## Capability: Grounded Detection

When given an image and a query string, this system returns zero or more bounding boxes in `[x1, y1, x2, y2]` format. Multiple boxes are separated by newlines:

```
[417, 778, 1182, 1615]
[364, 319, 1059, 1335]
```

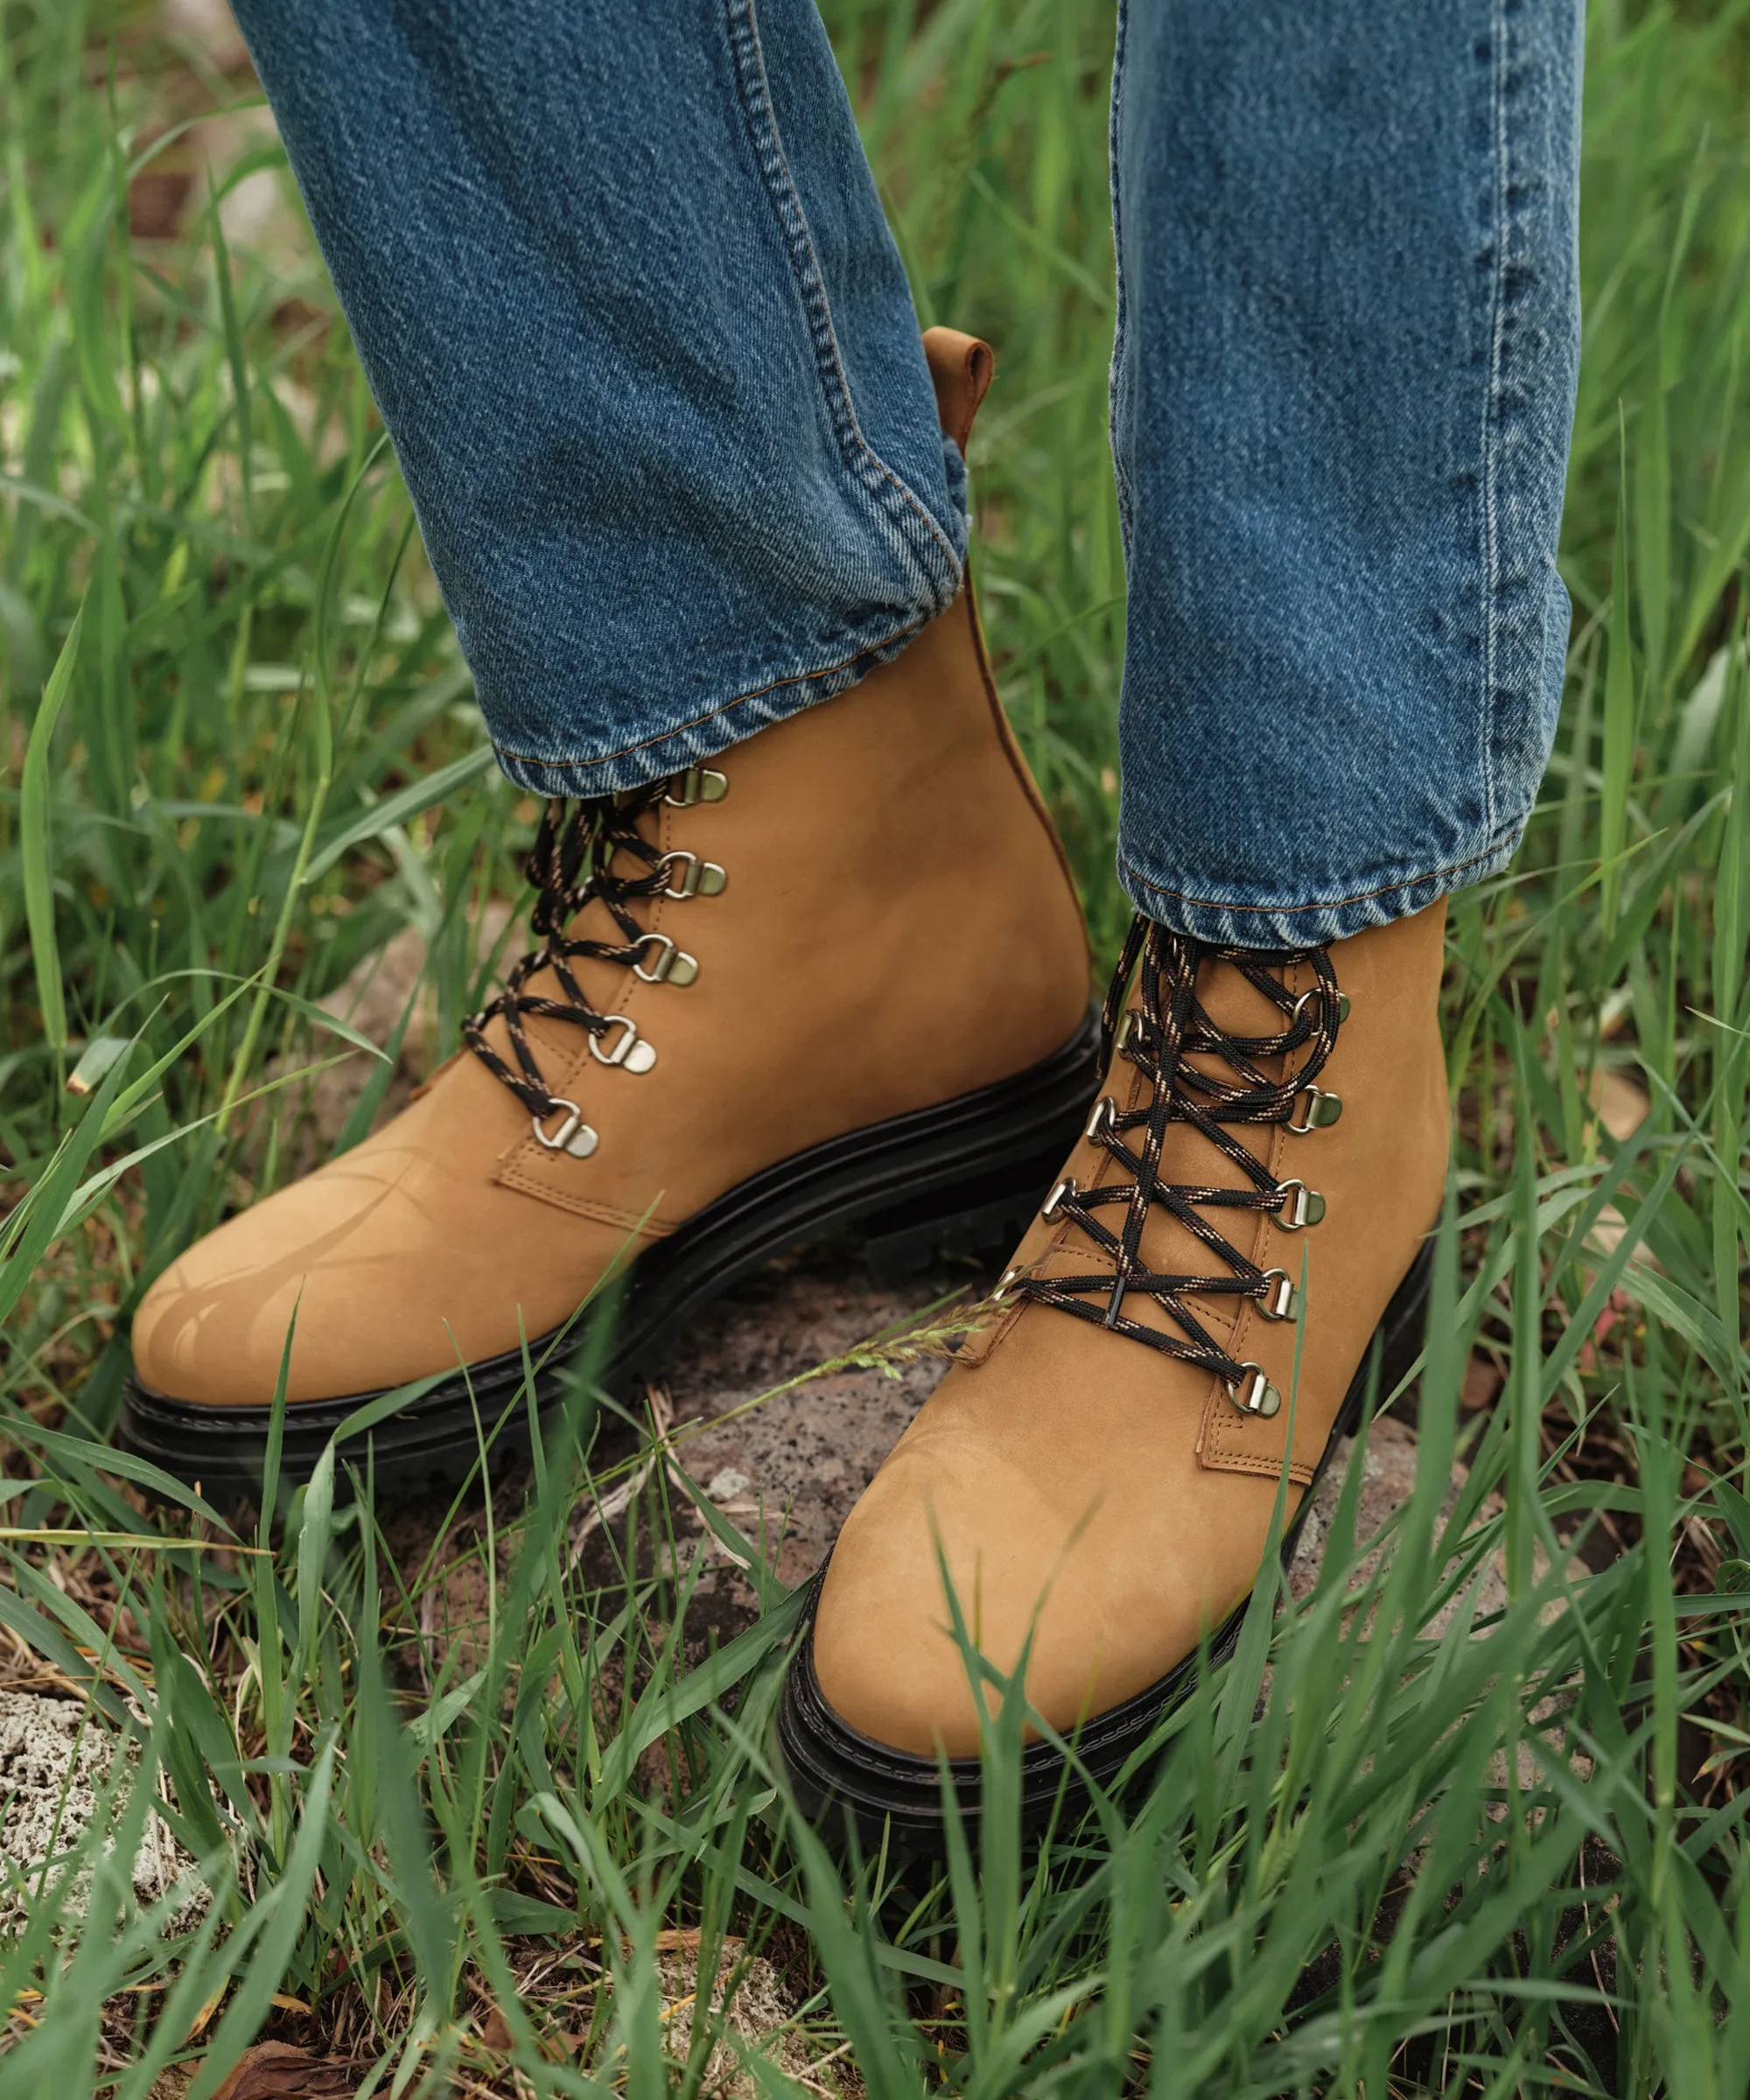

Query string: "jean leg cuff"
[1117, 830, 1522, 948]
[486, 606, 944, 801]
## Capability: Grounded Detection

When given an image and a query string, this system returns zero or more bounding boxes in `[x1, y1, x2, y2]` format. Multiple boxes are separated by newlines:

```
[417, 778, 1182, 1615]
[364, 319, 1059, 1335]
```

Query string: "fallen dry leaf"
[478, 2005, 514, 2053]
[184, 1988, 226, 2043]
[651, 1927, 742, 1955]
[1462, 1353, 1504, 1414]
[1588, 1066, 1650, 1143]
[207, 2042, 360, 2100]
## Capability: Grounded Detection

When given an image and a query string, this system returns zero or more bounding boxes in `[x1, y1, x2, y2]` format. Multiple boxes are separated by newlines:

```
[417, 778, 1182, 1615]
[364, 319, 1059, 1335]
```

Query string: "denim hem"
[724, 0, 962, 609]
[1117, 829, 1521, 948]
[486, 607, 933, 798]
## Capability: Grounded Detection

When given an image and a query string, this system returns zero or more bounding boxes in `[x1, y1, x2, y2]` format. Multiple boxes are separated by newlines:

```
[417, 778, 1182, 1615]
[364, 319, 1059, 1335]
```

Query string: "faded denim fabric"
[232, 0, 1583, 947]
[231, 0, 966, 794]
[1110, 0, 1584, 943]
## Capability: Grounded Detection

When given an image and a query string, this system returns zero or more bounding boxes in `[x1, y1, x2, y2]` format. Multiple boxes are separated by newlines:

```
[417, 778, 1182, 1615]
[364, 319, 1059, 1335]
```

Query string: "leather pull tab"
[922, 327, 996, 457]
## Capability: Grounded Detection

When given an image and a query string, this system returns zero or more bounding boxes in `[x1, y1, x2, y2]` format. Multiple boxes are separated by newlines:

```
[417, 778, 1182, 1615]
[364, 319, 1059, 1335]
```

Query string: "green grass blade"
[18, 602, 83, 1054]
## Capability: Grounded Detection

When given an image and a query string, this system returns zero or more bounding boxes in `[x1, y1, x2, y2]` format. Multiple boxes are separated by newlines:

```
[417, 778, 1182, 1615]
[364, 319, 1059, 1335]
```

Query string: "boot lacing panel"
[998, 914, 1346, 1419]
[463, 769, 726, 1158]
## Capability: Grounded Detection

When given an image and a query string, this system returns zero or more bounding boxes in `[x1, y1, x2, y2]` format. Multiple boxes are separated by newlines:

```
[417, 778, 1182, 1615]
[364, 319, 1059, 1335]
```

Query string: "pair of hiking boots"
[123, 332, 1448, 1839]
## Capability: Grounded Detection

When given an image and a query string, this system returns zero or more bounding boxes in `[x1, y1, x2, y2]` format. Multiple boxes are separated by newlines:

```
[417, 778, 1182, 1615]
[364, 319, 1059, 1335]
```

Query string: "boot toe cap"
[808, 1421, 1219, 1760]
[128, 1143, 620, 1409]
[130, 1195, 346, 1408]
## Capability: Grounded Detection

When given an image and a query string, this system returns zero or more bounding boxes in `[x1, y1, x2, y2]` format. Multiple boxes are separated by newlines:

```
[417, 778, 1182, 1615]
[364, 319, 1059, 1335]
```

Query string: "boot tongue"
[1185, 948, 1295, 1079]
[1021, 944, 1308, 1357]
[1142, 950, 1302, 1334]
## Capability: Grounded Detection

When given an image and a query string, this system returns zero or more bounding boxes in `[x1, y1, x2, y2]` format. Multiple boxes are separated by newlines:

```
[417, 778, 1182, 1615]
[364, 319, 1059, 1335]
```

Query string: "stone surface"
[1287, 1416, 1508, 1616]
[660, 1242, 958, 1588]
[0, 1692, 204, 1936]
[1288, 1417, 1510, 1646]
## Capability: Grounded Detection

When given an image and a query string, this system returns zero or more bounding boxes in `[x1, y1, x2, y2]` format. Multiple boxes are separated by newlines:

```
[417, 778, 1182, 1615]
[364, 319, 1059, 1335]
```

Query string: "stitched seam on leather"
[1199, 1149, 1274, 1469]
[492, 1162, 679, 1236]
[722, 0, 961, 595]
[1215, 1454, 1317, 1486]
[963, 576, 1089, 969]
[956, 1296, 1026, 1368]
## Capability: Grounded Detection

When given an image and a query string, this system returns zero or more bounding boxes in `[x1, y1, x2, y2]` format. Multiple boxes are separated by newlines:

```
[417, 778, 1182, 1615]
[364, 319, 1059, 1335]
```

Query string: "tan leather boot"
[123, 331, 1095, 1493]
[780, 901, 1449, 1838]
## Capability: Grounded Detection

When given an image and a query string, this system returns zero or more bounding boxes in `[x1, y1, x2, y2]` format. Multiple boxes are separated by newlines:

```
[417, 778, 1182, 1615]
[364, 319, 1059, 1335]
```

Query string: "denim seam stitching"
[1121, 830, 1516, 917]
[1479, 0, 1511, 844]
[489, 612, 931, 773]
[722, 0, 961, 598]
[1106, 0, 1135, 563]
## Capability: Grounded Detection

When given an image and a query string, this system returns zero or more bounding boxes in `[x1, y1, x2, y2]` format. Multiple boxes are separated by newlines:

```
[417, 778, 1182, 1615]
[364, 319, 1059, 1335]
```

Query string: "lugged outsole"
[775, 1234, 1437, 1852]
[118, 1009, 1103, 1501]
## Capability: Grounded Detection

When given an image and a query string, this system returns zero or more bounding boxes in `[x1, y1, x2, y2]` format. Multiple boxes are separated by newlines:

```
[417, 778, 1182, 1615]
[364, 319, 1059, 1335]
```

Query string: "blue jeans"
[231, 0, 1582, 948]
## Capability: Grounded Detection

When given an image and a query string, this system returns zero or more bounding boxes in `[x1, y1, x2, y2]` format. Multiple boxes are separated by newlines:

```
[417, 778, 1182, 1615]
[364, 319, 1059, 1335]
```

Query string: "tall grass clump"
[0, 0, 1747, 2092]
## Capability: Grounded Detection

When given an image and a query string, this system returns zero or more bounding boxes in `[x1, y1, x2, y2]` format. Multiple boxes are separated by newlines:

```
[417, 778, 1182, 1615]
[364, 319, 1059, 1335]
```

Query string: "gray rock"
[0, 1692, 205, 1936]
[662, 1247, 954, 1589]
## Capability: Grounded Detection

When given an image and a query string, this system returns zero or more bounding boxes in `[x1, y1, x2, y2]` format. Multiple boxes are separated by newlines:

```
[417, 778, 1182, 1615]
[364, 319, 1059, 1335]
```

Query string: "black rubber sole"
[118, 1010, 1103, 1499]
[775, 1234, 1437, 1851]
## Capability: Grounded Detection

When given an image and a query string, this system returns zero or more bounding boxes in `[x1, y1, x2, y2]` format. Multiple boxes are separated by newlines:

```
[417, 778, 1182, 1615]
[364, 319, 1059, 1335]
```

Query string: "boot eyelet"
[1083, 1096, 1117, 1143]
[592, 1016, 657, 1072]
[1258, 1269, 1297, 1320]
[532, 1101, 599, 1158]
[1287, 1085, 1342, 1134]
[1291, 987, 1351, 1030]
[1274, 1180, 1325, 1229]
[657, 850, 727, 900]
[663, 766, 728, 807]
[992, 1265, 1026, 1304]
[1225, 1364, 1282, 1418]
[631, 932, 698, 986]
[1115, 1010, 1148, 1058]
[1041, 1176, 1079, 1222]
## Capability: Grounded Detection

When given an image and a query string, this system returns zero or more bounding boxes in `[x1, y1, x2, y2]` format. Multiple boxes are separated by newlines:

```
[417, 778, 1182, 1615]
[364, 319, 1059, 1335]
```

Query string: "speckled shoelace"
[999, 914, 1345, 1418]
[464, 771, 725, 1156]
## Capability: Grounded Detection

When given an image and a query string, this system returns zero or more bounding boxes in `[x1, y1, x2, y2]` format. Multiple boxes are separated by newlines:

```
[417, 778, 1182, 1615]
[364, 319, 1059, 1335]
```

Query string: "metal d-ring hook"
[531, 1100, 598, 1158]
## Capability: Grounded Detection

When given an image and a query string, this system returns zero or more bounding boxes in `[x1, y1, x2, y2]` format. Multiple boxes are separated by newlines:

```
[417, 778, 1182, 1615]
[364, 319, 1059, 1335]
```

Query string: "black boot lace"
[463, 770, 724, 1158]
[999, 914, 1346, 1418]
